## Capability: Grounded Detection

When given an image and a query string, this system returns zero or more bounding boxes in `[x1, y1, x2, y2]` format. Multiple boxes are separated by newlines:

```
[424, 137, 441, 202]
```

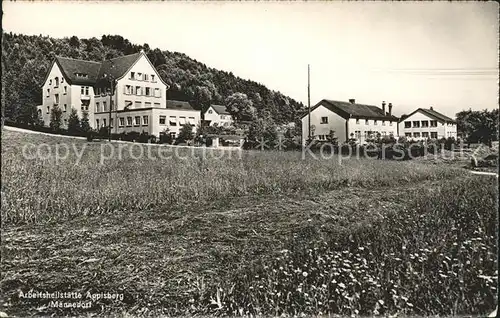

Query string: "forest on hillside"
[1, 32, 306, 129]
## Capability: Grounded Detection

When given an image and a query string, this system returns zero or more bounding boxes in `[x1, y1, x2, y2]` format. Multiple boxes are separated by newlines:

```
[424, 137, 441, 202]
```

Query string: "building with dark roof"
[301, 99, 399, 144]
[37, 51, 199, 137]
[203, 104, 234, 127]
[398, 107, 457, 140]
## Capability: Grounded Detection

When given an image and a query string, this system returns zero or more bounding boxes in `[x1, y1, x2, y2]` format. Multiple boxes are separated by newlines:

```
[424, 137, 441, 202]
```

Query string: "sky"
[3, 1, 499, 117]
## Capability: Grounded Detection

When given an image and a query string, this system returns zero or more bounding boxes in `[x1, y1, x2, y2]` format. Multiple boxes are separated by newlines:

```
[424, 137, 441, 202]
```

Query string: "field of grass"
[1, 130, 498, 317]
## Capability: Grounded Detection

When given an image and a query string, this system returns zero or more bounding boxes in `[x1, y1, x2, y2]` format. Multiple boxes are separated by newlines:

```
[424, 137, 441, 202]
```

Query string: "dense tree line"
[456, 109, 499, 146]
[1, 32, 306, 128]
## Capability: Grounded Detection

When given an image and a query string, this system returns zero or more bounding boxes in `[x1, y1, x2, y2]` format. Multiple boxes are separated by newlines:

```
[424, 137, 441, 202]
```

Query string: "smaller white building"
[398, 107, 457, 140]
[203, 105, 234, 127]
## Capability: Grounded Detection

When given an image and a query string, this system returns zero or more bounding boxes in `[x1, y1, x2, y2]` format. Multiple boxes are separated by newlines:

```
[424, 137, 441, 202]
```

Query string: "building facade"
[301, 99, 399, 145]
[38, 51, 199, 137]
[203, 105, 234, 127]
[398, 107, 457, 140]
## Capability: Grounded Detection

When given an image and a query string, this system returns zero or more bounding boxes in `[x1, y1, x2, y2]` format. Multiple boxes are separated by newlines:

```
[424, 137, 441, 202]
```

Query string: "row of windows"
[129, 72, 156, 82]
[207, 109, 230, 120]
[46, 86, 68, 98]
[124, 85, 161, 97]
[319, 117, 393, 126]
[353, 131, 395, 138]
[48, 77, 64, 87]
[404, 120, 438, 128]
[405, 132, 439, 139]
[159, 116, 196, 126]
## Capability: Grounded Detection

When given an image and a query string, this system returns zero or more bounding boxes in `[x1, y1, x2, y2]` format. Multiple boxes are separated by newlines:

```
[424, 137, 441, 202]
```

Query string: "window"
[127, 117, 133, 127]
[142, 116, 149, 126]
[46, 89, 50, 97]
[421, 120, 429, 127]
[130, 72, 135, 80]
[124, 100, 133, 109]
[356, 118, 360, 124]
[318, 135, 325, 140]
[221, 115, 226, 120]
[46, 106, 50, 114]
[365, 119, 369, 125]
[95, 102, 100, 112]
[320, 116, 328, 124]
[103, 118, 107, 127]
[389, 121, 393, 126]
[208, 109, 213, 114]
[143, 74, 148, 81]
[404, 121, 411, 128]
[134, 116, 141, 126]
[405, 132, 412, 137]
[179, 116, 186, 125]
[188, 117, 195, 125]
[135, 101, 142, 109]
[110, 118, 113, 128]
[81, 87, 84, 95]
[154, 102, 161, 108]
[159, 115, 166, 125]
[374, 120, 378, 125]
[103, 101, 107, 112]
[125, 85, 132, 95]
[169, 116, 177, 126]
[49, 79, 52, 85]
[85, 86, 89, 96]
[55, 77, 59, 87]
[136, 86, 142, 95]
[61, 77, 64, 83]
[154, 88, 161, 97]
[64, 104, 67, 112]
[430, 120, 438, 127]
[145, 102, 152, 108]
[119, 117, 125, 127]
[413, 132, 420, 138]
[151, 74, 156, 82]
[422, 132, 429, 138]
[54, 94, 59, 104]
[412, 121, 420, 128]
[431, 132, 438, 139]
[145, 87, 151, 96]
[137, 73, 142, 80]
[64, 86, 67, 94]
[96, 119, 100, 127]
[382, 120, 385, 126]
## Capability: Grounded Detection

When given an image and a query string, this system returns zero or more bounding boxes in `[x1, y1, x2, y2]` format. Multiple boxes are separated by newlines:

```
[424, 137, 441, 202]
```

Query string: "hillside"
[1, 32, 306, 126]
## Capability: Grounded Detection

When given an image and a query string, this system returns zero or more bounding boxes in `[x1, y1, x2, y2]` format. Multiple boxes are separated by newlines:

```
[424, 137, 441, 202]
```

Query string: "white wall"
[301, 104, 346, 144]
[41, 62, 72, 128]
[116, 53, 167, 111]
[347, 118, 397, 143]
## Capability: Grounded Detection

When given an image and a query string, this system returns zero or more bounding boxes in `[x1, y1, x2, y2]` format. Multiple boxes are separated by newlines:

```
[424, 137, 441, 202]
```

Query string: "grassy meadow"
[1, 129, 498, 317]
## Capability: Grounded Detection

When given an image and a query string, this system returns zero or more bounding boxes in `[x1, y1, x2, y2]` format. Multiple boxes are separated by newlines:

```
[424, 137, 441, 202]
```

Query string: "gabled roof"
[97, 52, 142, 80]
[209, 105, 231, 115]
[166, 100, 196, 111]
[52, 52, 149, 86]
[304, 99, 399, 121]
[55, 56, 102, 85]
[402, 108, 455, 123]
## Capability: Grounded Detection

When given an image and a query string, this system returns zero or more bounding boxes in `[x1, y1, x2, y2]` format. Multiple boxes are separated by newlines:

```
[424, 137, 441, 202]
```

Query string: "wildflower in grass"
[302, 271, 308, 277]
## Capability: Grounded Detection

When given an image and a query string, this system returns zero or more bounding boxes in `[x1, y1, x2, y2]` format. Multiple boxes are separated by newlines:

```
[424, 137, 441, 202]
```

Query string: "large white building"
[398, 107, 457, 140]
[301, 99, 399, 144]
[38, 51, 199, 137]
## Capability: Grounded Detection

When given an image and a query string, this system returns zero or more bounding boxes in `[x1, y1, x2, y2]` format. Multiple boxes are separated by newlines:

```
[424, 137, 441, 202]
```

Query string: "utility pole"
[308, 64, 311, 140]
[108, 76, 113, 142]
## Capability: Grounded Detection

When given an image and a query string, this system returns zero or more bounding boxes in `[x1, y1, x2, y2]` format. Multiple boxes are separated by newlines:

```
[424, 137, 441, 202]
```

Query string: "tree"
[67, 108, 81, 135]
[49, 105, 62, 131]
[456, 109, 499, 146]
[80, 111, 91, 134]
[176, 124, 194, 143]
[225, 92, 256, 123]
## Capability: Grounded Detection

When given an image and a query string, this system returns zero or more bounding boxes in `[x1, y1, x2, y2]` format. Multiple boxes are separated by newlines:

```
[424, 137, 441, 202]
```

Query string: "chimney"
[430, 106, 434, 111]
[388, 103, 393, 116]
[349, 98, 356, 104]
[382, 101, 386, 115]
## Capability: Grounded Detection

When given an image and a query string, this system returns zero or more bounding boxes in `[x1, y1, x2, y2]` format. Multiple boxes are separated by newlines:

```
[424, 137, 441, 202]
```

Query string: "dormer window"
[74, 73, 88, 78]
